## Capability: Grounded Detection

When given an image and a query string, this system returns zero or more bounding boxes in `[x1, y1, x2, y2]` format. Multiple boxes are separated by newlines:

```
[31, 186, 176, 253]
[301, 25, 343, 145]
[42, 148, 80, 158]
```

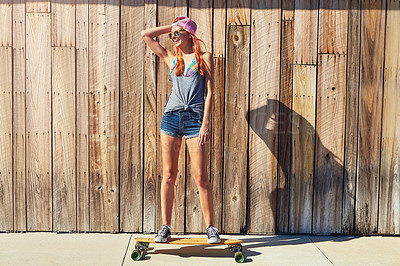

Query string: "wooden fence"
[0, 0, 399, 235]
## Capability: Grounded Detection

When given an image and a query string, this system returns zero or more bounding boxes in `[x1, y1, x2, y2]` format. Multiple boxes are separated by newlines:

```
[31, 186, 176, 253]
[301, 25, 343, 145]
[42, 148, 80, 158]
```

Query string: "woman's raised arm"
[141, 26, 175, 67]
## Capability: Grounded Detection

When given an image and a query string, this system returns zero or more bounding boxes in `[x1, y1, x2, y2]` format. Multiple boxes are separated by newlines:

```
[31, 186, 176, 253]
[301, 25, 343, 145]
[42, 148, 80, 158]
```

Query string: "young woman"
[141, 17, 220, 243]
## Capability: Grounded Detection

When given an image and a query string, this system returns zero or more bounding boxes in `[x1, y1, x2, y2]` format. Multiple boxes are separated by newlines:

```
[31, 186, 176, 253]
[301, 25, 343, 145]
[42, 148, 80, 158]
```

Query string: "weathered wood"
[143, 0, 157, 233]
[89, 0, 120, 232]
[293, 0, 318, 64]
[120, 0, 144, 233]
[313, 54, 346, 234]
[0, 0, 12, 46]
[378, 0, 400, 235]
[318, 0, 348, 54]
[0, 47, 13, 231]
[355, 0, 385, 234]
[277, 17, 294, 234]
[290, 65, 316, 234]
[223, 25, 250, 233]
[26, 0, 49, 13]
[343, 0, 361, 234]
[248, 0, 280, 234]
[210, 0, 226, 231]
[185, 0, 213, 233]
[282, 0, 294, 20]
[26, 13, 52, 231]
[227, 0, 251, 25]
[12, 1, 27, 231]
[156, 0, 187, 233]
[52, 47, 76, 232]
[51, 0, 75, 47]
[76, 0, 90, 232]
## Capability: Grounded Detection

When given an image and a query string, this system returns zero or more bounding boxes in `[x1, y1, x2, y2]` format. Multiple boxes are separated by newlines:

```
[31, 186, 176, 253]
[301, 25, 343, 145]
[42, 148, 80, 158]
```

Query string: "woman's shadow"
[247, 99, 350, 235]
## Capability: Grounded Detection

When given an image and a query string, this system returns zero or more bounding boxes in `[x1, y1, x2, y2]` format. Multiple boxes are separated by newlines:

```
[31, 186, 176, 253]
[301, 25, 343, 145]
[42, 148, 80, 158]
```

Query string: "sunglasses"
[168, 30, 189, 40]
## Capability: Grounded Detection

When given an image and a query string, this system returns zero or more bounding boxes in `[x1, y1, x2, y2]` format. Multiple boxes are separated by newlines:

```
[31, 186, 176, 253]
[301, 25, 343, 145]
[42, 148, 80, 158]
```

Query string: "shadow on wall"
[247, 99, 349, 235]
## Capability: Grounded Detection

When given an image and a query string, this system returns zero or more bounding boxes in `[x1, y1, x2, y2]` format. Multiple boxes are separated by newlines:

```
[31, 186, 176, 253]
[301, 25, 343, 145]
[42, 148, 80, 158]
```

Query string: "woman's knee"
[193, 171, 211, 190]
[162, 170, 178, 185]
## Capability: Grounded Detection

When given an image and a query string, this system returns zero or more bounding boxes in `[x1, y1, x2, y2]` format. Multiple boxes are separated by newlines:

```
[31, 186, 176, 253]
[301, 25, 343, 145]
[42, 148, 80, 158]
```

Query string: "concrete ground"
[0, 233, 399, 265]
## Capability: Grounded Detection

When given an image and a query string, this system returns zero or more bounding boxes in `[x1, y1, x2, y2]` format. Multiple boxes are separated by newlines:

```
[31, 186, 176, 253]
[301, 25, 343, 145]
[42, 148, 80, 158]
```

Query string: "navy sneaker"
[206, 225, 221, 244]
[154, 224, 172, 243]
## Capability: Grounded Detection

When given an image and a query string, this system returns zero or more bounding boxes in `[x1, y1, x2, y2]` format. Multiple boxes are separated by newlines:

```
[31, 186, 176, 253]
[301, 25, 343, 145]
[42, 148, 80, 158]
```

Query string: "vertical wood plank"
[185, 0, 212, 233]
[293, 0, 318, 64]
[223, 25, 250, 233]
[13, 0, 27, 231]
[378, 0, 400, 235]
[0, 47, 13, 231]
[156, 0, 187, 233]
[76, 0, 90, 232]
[227, 0, 251, 25]
[26, 13, 52, 231]
[277, 0, 295, 234]
[356, 0, 385, 234]
[26, 0, 50, 13]
[120, 0, 144, 232]
[318, 0, 348, 54]
[210, 0, 226, 231]
[248, 0, 281, 234]
[52, 47, 76, 232]
[290, 65, 316, 234]
[0, 0, 12, 46]
[143, 0, 157, 233]
[343, 0, 361, 234]
[51, 0, 75, 47]
[89, 0, 120, 232]
[313, 54, 346, 234]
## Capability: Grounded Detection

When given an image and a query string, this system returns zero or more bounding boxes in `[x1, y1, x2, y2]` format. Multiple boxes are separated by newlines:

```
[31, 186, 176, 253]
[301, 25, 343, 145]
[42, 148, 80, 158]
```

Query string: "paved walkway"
[0, 233, 399, 265]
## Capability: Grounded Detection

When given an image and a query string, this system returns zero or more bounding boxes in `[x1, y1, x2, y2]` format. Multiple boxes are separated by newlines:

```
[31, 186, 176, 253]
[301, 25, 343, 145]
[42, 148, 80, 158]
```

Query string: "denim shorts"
[160, 110, 203, 139]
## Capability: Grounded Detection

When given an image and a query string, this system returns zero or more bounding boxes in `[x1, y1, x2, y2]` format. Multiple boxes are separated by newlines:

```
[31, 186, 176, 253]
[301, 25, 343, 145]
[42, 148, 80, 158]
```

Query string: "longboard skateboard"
[131, 237, 245, 263]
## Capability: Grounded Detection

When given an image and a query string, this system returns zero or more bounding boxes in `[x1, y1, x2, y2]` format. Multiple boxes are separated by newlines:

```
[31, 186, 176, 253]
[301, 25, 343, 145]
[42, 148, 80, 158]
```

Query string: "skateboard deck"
[131, 237, 245, 263]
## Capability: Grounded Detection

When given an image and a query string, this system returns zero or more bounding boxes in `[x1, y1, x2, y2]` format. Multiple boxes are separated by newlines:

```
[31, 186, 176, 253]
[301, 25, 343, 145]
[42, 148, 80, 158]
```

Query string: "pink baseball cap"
[171, 16, 197, 35]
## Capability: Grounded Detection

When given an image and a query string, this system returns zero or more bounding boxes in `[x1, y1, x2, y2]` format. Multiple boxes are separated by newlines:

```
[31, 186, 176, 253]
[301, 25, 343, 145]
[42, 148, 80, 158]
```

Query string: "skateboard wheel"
[234, 251, 245, 263]
[131, 249, 142, 261]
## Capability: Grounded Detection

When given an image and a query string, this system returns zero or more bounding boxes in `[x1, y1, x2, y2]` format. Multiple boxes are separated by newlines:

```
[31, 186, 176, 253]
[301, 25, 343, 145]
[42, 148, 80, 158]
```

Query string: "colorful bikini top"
[170, 56, 198, 77]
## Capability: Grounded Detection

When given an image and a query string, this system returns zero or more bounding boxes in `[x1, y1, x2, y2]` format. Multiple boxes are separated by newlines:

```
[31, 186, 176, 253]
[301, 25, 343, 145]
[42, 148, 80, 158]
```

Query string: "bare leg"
[160, 132, 182, 226]
[186, 137, 214, 226]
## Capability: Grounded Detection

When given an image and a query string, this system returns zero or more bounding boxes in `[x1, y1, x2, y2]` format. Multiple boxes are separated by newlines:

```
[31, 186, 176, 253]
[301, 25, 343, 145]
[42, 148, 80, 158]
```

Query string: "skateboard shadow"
[144, 245, 259, 263]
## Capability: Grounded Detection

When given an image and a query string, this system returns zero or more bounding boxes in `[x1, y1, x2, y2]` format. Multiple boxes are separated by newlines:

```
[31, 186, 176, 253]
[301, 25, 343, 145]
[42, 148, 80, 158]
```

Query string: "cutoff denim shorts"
[160, 110, 203, 139]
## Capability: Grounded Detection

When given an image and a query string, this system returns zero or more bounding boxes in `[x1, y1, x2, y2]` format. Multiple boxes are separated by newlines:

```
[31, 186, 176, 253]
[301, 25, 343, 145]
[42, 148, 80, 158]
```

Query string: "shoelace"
[158, 225, 171, 237]
[208, 226, 219, 237]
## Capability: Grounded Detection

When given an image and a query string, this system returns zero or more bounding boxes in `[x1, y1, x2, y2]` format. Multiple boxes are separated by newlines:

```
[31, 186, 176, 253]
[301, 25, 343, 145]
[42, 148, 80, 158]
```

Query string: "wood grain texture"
[120, 0, 144, 233]
[52, 47, 76, 232]
[227, 0, 251, 25]
[89, 0, 120, 232]
[223, 25, 250, 233]
[277, 18, 294, 234]
[213, 0, 226, 57]
[12, 1, 27, 231]
[343, 0, 361, 234]
[355, 0, 385, 234]
[248, 0, 280, 233]
[293, 0, 318, 64]
[143, 0, 157, 233]
[0, 0, 12, 46]
[318, 0, 348, 54]
[313, 54, 346, 234]
[26, 0, 49, 13]
[378, 0, 400, 234]
[51, 0, 75, 47]
[156, 0, 187, 233]
[185, 0, 213, 233]
[26, 13, 52, 231]
[290, 65, 316, 234]
[0, 47, 13, 231]
[76, 0, 90, 232]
